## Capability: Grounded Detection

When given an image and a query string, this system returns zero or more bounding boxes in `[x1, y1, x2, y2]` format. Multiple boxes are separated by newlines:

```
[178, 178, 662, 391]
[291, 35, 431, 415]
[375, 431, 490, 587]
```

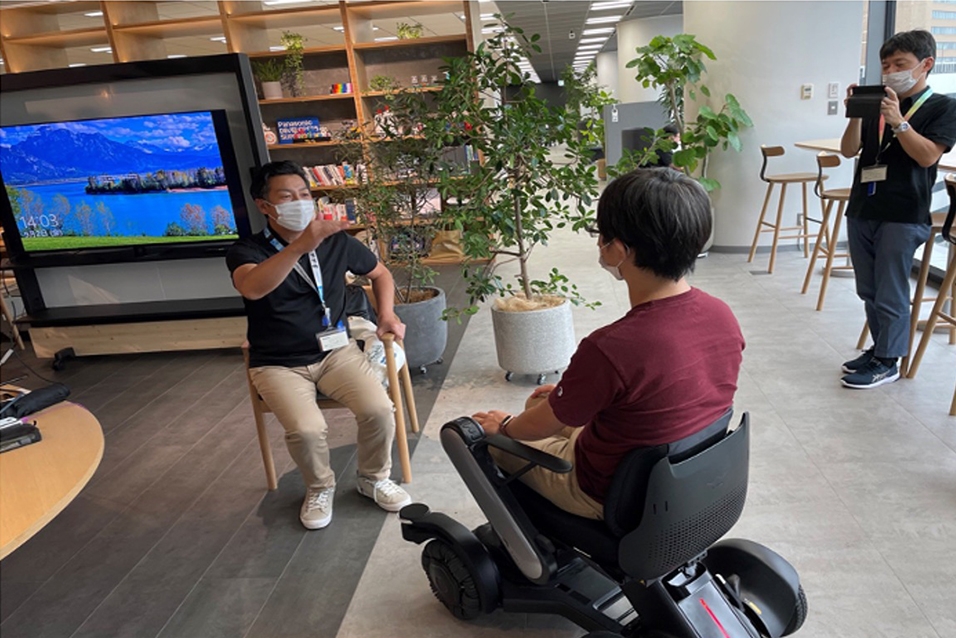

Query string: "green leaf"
[698, 177, 720, 191]
[727, 131, 742, 152]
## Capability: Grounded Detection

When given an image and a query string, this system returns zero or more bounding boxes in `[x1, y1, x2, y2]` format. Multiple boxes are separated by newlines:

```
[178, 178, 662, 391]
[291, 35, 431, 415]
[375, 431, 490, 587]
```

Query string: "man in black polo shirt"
[226, 160, 411, 529]
[840, 30, 956, 389]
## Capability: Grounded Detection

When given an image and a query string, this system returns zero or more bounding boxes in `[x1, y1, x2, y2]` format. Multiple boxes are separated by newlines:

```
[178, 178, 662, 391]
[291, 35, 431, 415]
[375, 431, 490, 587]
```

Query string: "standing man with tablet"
[840, 29, 956, 389]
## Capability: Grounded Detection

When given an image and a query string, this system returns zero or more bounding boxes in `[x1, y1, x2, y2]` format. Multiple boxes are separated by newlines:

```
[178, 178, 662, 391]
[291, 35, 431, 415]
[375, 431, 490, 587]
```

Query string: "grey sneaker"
[842, 348, 875, 373]
[841, 359, 900, 389]
[356, 476, 411, 512]
[300, 486, 334, 530]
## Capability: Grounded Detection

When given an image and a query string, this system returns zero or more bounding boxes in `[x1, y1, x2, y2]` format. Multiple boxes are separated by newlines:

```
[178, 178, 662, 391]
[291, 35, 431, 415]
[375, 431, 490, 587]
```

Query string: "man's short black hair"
[596, 168, 711, 281]
[880, 30, 936, 75]
[249, 160, 310, 200]
[662, 124, 679, 136]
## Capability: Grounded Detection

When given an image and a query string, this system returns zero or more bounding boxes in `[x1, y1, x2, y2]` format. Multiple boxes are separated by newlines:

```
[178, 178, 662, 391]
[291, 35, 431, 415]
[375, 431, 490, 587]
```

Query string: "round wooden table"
[0, 400, 103, 560]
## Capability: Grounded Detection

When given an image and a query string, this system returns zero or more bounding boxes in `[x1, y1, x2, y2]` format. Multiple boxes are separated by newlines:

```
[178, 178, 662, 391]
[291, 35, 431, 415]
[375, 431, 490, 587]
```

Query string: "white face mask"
[270, 199, 315, 231]
[882, 62, 924, 95]
[598, 242, 628, 281]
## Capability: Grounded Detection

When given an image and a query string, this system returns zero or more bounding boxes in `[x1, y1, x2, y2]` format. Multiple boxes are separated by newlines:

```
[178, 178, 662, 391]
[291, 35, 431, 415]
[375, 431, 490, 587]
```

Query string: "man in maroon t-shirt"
[474, 168, 744, 520]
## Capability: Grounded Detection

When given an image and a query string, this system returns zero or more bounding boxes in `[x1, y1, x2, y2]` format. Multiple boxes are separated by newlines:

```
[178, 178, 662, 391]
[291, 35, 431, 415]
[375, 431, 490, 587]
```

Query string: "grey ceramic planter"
[394, 287, 447, 372]
[491, 298, 576, 383]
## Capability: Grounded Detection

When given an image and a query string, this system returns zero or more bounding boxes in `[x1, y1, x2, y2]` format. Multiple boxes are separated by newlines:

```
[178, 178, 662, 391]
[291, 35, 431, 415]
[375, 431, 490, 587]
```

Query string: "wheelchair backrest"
[617, 414, 750, 581]
[603, 408, 735, 537]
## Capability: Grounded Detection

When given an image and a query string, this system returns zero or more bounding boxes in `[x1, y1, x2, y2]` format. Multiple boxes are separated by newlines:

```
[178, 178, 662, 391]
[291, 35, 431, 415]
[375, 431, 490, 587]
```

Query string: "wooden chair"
[801, 153, 852, 310]
[906, 174, 956, 415]
[243, 331, 420, 490]
[747, 145, 823, 274]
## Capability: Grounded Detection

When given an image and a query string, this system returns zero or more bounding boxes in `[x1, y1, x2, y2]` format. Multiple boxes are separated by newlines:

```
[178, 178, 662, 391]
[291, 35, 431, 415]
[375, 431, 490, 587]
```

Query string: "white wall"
[683, 0, 865, 250]
[616, 15, 683, 104]
[596, 51, 618, 99]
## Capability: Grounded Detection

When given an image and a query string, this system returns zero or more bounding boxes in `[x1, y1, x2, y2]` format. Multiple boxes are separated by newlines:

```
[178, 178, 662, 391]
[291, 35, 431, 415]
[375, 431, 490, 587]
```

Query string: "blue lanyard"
[264, 227, 329, 327]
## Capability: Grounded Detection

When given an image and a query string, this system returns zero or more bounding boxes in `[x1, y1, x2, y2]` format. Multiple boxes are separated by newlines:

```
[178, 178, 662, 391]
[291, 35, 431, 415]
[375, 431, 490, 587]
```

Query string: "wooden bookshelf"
[0, 0, 476, 264]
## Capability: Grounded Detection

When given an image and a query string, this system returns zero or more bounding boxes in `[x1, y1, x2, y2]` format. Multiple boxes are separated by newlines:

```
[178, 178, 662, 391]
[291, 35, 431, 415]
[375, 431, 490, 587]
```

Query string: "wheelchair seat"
[510, 409, 747, 581]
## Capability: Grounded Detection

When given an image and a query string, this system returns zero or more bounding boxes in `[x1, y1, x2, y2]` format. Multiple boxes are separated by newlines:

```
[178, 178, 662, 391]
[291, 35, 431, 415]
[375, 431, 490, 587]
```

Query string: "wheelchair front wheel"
[421, 539, 483, 620]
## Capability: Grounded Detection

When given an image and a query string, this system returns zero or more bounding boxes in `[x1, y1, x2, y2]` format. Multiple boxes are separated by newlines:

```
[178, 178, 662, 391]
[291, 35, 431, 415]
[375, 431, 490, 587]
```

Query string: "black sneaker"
[841, 348, 875, 374]
[841, 359, 900, 389]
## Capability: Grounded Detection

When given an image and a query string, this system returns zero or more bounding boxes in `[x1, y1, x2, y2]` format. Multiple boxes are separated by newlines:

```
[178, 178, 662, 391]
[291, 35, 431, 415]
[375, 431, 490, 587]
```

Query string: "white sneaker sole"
[300, 513, 332, 530]
[841, 371, 900, 389]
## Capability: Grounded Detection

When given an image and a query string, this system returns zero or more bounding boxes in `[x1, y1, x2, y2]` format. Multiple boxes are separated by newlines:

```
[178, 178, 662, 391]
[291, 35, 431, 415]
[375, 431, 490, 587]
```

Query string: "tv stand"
[22, 298, 246, 359]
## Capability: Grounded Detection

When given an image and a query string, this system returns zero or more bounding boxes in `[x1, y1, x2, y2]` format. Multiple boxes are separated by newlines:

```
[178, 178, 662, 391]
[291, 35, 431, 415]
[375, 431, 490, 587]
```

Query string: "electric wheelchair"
[399, 410, 808, 637]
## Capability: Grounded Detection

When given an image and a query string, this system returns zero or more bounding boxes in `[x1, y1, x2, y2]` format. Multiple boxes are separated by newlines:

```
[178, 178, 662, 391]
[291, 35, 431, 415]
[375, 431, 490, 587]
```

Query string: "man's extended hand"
[472, 410, 511, 436]
[881, 86, 904, 128]
[376, 312, 406, 340]
[289, 218, 350, 255]
[529, 384, 556, 400]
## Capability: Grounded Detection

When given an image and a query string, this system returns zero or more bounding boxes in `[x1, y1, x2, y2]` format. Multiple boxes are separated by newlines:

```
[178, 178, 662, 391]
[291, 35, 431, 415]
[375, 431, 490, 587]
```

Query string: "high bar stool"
[907, 174, 956, 416]
[801, 153, 852, 310]
[901, 209, 954, 376]
[747, 145, 824, 274]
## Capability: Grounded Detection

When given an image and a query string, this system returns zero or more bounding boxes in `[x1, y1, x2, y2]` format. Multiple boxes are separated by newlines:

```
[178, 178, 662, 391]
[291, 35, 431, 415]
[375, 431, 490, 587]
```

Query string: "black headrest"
[602, 408, 735, 538]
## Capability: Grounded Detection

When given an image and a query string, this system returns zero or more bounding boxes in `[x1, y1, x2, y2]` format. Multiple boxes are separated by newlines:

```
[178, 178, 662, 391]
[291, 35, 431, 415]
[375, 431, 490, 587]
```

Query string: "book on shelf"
[303, 163, 362, 187]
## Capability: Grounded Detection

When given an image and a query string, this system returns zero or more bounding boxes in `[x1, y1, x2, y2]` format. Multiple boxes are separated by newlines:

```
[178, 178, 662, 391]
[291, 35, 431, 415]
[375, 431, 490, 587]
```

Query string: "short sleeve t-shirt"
[225, 229, 377, 368]
[847, 87, 956, 225]
[548, 288, 744, 503]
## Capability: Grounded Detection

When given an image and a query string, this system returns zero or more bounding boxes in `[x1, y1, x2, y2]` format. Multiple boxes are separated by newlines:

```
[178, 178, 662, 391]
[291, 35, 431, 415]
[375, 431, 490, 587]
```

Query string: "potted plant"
[562, 62, 618, 180]
[339, 86, 450, 373]
[253, 58, 285, 100]
[616, 33, 753, 253]
[619, 34, 753, 191]
[396, 22, 424, 40]
[280, 31, 306, 97]
[432, 22, 600, 384]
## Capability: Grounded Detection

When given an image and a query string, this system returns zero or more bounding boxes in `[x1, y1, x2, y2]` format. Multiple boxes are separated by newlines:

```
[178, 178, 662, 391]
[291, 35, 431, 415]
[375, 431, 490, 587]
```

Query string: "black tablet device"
[846, 85, 886, 119]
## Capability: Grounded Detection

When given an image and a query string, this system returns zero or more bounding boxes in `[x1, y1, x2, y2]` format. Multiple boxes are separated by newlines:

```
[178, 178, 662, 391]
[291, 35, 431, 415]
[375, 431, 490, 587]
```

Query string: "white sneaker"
[356, 476, 411, 512]
[300, 486, 334, 529]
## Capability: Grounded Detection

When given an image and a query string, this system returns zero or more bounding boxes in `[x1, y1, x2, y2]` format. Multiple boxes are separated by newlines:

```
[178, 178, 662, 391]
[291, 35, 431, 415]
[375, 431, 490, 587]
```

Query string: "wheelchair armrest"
[484, 434, 572, 474]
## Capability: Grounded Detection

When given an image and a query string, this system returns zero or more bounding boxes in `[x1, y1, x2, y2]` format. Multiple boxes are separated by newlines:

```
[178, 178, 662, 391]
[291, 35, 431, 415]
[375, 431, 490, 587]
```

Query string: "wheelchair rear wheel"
[782, 585, 808, 635]
[421, 539, 483, 620]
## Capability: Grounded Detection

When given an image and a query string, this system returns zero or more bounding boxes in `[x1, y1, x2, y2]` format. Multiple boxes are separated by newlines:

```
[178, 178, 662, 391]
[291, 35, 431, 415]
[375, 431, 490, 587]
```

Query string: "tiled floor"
[1, 222, 954, 638]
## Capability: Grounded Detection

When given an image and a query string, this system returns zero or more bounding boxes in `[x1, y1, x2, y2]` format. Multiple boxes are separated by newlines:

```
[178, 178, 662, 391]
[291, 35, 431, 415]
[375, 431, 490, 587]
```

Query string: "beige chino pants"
[490, 395, 604, 520]
[248, 341, 394, 489]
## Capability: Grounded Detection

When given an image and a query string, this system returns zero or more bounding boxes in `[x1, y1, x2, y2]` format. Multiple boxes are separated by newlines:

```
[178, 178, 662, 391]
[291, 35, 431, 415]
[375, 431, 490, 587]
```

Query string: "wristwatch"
[893, 121, 911, 135]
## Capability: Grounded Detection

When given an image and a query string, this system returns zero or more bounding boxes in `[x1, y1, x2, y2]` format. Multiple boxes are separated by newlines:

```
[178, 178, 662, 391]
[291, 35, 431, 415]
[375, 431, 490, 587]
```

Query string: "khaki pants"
[490, 396, 604, 520]
[248, 342, 394, 489]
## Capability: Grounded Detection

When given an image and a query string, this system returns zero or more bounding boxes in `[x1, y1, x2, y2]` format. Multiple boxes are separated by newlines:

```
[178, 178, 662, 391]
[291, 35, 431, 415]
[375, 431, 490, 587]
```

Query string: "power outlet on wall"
[828, 82, 840, 99]
[828, 100, 839, 115]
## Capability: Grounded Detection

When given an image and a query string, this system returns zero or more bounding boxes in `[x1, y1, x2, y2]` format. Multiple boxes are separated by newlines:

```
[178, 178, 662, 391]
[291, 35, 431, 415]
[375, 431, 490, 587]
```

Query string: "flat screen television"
[0, 109, 251, 260]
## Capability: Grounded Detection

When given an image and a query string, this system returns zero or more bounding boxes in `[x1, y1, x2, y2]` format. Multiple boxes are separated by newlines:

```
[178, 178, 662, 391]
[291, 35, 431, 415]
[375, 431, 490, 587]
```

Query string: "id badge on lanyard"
[865, 88, 933, 196]
[264, 228, 348, 351]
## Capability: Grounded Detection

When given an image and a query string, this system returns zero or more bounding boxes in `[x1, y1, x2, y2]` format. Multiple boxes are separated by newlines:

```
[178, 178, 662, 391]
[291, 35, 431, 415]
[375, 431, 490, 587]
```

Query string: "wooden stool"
[901, 211, 954, 376]
[907, 175, 956, 416]
[801, 153, 852, 310]
[748, 145, 824, 274]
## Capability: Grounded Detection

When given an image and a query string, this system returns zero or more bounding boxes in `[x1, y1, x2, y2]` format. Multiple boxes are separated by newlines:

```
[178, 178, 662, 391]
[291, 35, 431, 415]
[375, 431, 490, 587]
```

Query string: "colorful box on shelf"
[330, 83, 352, 95]
[276, 117, 330, 144]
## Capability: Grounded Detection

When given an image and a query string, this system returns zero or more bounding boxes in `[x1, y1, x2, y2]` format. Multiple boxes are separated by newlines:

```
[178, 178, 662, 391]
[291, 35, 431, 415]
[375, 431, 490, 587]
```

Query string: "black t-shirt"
[847, 87, 956, 225]
[226, 229, 378, 368]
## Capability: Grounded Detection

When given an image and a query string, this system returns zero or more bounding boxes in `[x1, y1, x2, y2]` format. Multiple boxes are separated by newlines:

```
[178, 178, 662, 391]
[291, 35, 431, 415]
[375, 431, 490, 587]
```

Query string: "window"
[932, 26, 956, 34]
[932, 10, 956, 19]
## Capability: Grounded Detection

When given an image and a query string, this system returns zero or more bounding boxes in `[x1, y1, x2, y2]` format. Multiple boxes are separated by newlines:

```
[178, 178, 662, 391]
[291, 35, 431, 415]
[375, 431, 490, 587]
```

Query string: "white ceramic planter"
[393, 287, 447, 373]
[262, 81, 283, 100]
[491, 298, 576, 383]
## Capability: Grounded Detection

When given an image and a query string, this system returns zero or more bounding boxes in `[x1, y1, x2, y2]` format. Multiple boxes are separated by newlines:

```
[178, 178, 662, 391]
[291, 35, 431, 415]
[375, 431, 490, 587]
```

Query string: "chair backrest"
[615, 413, 750, 581]
[945, 174, 956, 245]
[814, 152, 841, 199]
[759, 145, 785, 182]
